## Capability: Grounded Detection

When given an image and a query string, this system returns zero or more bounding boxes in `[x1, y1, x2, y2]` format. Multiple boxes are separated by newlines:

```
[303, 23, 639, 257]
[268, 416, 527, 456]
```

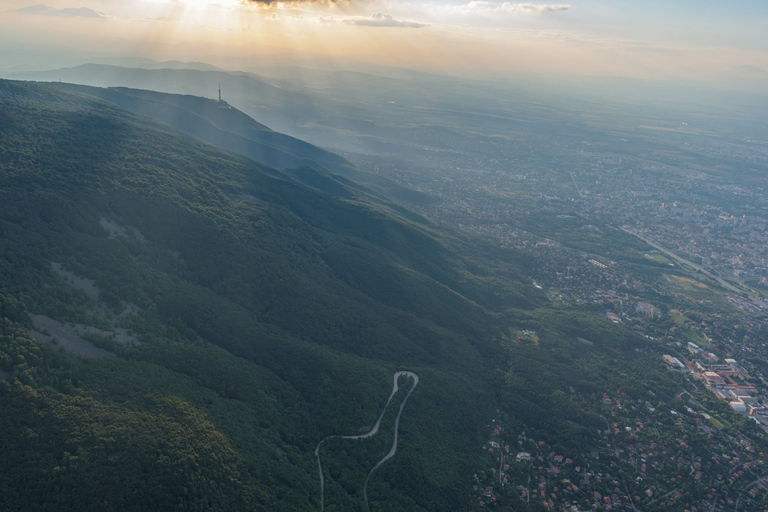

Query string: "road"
[314, 371, 419, 512]
[619, 227, 744, 294]
[570, 172, 584, 198]
[363, 372, 419, 511]
[734, 473, 768, 511]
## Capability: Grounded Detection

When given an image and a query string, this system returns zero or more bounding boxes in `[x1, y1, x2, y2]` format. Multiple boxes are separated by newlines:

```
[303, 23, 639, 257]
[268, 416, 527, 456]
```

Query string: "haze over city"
[2, 0, 768, 91]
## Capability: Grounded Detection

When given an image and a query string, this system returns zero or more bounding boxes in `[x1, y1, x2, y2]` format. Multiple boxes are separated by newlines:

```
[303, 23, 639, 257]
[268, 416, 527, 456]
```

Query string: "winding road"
[314, 371, 419, 512]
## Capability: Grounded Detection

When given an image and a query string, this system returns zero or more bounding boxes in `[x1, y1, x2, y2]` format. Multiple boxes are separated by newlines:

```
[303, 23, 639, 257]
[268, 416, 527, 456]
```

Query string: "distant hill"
[87, 57, 224, 71]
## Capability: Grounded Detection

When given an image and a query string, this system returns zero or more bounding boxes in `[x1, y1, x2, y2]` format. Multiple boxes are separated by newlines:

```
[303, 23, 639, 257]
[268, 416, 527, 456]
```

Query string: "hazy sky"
[1, 0, 767, 89]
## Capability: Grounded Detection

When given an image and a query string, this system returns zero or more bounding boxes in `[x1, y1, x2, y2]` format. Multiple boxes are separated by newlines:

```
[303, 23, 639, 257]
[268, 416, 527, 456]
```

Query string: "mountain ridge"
[0, 78, 541, 510]
[43, 81, 434, 206]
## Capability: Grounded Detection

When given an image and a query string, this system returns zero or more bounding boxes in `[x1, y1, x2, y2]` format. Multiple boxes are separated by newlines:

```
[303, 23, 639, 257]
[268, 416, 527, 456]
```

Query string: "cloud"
[526, 30, 676, 53]
[459, 2, 571, 14]
[507, 2, 570, 13]
[137, 16, 172, 24]
[345, 12, 427, 28]
[242, 0, 337, 5]
[497, 28, 683, 57]
[9, 3, 110, 18]
[733, 64, 767, 75]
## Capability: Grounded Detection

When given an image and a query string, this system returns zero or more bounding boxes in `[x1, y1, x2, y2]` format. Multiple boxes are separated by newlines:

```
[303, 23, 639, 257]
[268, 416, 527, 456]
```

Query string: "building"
[730, 401, 747, 413]
[725, 359, 752, 380]
[663, 355, 685, 369]
[703, 371, 726, 388]
[730, 389, 751, 400]
[741, 397, 760, 407]
[713, 389, 731, 400]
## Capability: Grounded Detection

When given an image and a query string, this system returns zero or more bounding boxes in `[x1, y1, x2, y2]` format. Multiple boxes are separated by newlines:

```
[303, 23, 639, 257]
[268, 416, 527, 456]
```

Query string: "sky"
[1, 0, 767, 90]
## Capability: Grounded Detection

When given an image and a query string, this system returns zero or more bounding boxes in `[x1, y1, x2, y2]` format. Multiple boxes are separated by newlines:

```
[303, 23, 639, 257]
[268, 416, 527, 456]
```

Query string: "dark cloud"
[345, 12, 427, 28]
[9, 4, 110, 18]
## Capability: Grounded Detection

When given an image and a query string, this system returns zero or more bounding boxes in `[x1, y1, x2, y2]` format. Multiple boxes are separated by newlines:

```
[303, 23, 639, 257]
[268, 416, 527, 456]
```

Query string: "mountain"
[4, 63, 483, 157]
[46, 83, 431, 205]
[6, 63, 316, 134]
[0, 79, 539, 511]
[9, 63, 642, 162]
[87, 57, 224, 72]
[1, 79, 703, 512]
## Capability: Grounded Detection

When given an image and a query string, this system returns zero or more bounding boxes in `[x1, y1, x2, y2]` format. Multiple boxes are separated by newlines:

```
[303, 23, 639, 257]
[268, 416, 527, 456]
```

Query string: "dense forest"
[1, 80, 752, 511]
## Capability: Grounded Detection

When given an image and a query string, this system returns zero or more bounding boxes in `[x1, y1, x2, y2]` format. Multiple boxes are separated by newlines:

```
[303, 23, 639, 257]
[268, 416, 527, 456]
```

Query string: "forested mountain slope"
[11, 64, 324, 147]
[51, 83, 352, 173]
[48, 82, 433, 206]
[0, 79, 537, 511]
[0, 80, 701, 512]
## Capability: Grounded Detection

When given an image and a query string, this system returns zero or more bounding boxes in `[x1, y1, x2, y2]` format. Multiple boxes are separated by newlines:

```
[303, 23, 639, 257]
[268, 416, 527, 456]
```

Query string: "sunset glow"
[1, 0, 767, 90]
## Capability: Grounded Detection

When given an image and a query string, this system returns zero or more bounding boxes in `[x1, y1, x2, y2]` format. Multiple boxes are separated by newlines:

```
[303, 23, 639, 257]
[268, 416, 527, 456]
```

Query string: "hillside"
[0, 79, 538, 511]
[51, 83, 352, 173]
[9, 63, 316, 133]
[45, 82, 433, 206]
[1, 79, 746, 512]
